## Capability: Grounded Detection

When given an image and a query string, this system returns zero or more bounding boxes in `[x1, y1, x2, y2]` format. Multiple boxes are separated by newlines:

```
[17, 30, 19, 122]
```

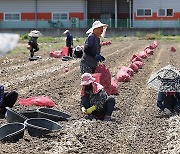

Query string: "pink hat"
[80, 73, 96, 86]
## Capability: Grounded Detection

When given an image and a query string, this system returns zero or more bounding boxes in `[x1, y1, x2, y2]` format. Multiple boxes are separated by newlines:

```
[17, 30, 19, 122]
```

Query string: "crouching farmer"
[157, 92, 180, 114]
[0, 85, 18, 116]
[27, 30, 41, 58]
[80, 73, 115, 121]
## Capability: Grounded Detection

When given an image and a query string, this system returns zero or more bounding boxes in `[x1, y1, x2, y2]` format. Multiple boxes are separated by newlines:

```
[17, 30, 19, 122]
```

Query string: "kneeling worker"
[80, 73, 115, 121]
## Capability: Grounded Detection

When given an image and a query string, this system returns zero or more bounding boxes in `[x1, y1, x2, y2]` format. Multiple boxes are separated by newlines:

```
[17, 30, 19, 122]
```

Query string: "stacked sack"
[94, 64, 112, 96]
[87, 41, 159, 96]
[116, 40, 158, 83]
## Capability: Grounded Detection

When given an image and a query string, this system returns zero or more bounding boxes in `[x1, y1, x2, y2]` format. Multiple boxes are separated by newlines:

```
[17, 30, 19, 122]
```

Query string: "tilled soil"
[0, 38, 180, 154]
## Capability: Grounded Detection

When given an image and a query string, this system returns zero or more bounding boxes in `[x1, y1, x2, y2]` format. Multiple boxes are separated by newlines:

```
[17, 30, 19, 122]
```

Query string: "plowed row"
[0, 38, 180, 154]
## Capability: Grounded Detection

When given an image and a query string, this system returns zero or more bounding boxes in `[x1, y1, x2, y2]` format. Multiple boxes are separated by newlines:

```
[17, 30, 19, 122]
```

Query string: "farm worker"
[73, 45, 83, 58]
[63, 30, 73, 57]
[80, 73, 115, 121]
[0, 85, 18, 116]
[157, 92, 180, 114]
[27, 30, 41, 58]
[80, 20, 108, 74]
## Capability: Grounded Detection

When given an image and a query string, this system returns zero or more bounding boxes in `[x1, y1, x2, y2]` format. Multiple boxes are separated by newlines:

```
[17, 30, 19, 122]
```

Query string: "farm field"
[0, 37, 180, 154]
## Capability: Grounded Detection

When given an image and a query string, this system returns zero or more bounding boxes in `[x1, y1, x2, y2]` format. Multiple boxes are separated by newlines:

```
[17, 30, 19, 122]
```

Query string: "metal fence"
[0, 19, 130, 29]
[1, 18, 180, 29]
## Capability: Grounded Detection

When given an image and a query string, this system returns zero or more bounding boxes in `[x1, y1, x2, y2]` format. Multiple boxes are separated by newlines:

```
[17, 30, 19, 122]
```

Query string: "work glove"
[95, 54, 105, 62]
[164, 108, 171, 115]
[81, 107, 87, 114]
[86, 105, 96, 114]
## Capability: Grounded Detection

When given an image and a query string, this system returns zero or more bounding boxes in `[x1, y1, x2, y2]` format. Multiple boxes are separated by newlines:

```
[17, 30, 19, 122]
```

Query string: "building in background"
[0, 0, 180, 29]
[0, 0, 131, 29]
[133, 0, 180, 28]
[0, 0, 87, 29]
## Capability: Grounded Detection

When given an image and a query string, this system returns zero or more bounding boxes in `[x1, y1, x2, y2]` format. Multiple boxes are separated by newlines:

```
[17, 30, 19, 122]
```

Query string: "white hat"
[86, 20, 108, 34]
[75, 45, 82, 52]
[63, 30, 70, 34]
[28, 30, 42, 37]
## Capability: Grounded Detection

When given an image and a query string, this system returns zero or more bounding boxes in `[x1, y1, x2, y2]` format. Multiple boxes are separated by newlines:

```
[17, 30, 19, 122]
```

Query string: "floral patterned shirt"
[81, 88, 108, 111]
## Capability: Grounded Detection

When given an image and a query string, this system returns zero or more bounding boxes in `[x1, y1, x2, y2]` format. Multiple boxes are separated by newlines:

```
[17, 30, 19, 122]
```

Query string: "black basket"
[5, 107, 27, 123]
[19, 109, 39, 118]
[0, 122, 25, 142]
[37, 108, 70, 122]
[24, 118, 62, 137]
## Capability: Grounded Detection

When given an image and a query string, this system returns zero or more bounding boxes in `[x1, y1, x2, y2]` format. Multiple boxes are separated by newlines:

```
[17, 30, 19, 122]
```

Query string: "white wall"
[37, 0, 85, 12]
[0, 0, 86, 12]
[0, 0, 36, 12]
[133, 0, 180, 12]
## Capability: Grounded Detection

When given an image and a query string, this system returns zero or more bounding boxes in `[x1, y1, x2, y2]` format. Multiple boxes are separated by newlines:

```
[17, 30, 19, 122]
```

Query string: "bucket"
[61, 47, 69, 56]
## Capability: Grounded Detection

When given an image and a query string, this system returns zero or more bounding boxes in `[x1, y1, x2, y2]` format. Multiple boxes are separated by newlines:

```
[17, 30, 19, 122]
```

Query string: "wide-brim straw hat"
[63, 30, 70, 34]
[86, 20, 108, 34]
[80, 73, 96, 86]
[75, 45, 82, 52]
[28, 30, 42, 37]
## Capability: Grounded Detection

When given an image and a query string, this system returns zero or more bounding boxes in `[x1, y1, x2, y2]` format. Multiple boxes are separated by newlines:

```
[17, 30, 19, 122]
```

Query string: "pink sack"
[121, 66, 134, 76]
[130, 54, 138, 62]
[111, 77, 118, 95]
[133, 61, 144, 69]
[49, 50, 63, 58]
[144, 45, 154, 51]
[92, 73, 102, 83]
[116, 70, 130, 82]
[107, 41, 112, 45]
[64, 67, 69, 72]
[131, 56, 143, 63]
[100, 42, 106, 46]
[145, 48, 154, 56]
[18, 96, 55, 107]
[138, 51, 147, 59]
[128, 63, 139, 72]
[153, 41, 158, 46]
[95, 64, 112, 95]
[150, 41, 158, 49]
[27, 44, 32, 50]
[171, 47, 176, 52]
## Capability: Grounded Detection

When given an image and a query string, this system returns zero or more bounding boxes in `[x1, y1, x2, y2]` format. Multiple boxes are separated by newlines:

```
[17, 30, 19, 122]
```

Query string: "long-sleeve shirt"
[157, 92, 180, 110]
[0, 85, 4, 106]
[81, 88, 108, 111]
[81, 33, 101, 69]
[66, 34, 73, 47]
[28, 37, 38, 47]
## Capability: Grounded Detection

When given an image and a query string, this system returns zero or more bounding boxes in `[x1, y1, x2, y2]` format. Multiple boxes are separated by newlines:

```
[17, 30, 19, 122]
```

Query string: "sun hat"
[80, 73, 96, 86]
[63, 30, 70, 34]
[28, 30, 42, 37]
[75, 45, 82, 52]
[86, 20, 108, 34]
